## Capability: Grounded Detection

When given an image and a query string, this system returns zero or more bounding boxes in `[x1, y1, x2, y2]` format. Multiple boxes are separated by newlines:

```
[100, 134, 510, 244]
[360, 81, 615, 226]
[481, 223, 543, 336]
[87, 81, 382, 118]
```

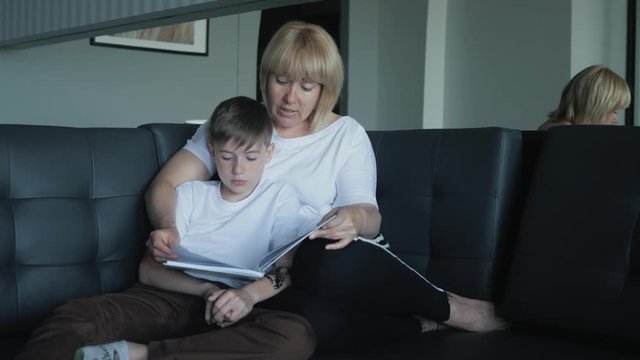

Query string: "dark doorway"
[626, 0, 636, 126]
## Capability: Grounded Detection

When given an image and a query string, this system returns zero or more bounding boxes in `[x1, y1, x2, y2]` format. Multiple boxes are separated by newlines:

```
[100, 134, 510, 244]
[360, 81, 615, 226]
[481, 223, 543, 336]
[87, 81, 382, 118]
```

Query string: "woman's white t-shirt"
[184, 116, 378, 215]
[175, 179, 302, 288]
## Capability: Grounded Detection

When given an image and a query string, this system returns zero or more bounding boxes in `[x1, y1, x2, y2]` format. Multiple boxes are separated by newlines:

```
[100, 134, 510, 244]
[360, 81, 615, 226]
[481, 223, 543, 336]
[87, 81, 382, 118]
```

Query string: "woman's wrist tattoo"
[266, 266, 290, 289]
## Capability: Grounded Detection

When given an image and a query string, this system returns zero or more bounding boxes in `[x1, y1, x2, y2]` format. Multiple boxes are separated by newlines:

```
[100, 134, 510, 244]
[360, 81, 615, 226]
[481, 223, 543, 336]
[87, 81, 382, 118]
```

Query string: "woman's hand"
[205, 288, 255, 327]
[146, 227, 180, 262]
[309, 203, 381, 250]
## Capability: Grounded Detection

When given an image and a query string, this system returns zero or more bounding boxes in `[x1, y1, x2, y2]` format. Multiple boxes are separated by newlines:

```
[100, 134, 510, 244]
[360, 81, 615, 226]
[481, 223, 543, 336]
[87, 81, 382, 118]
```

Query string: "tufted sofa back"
[0, 123, 523, 339]
[0, 125, 158, 335]
[140, 124, 523, 302]
[368, 128, 522, 301]
[502, 125, 640, 346]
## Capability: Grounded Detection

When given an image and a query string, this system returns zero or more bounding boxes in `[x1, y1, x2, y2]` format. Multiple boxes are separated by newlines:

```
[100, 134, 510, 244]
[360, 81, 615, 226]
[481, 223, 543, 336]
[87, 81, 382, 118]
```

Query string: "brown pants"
[15, 283, 315, 360]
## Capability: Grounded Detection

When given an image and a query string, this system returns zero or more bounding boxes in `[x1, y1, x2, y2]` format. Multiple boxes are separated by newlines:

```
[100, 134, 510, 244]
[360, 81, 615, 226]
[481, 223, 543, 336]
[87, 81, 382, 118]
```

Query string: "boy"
[75, 96, 314, 360]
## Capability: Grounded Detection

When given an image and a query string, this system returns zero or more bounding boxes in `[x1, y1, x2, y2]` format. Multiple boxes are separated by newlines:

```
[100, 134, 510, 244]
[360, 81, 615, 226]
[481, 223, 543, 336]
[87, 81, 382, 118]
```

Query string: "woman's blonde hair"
[259, 21, 344, 131]
[548, 65, 631, 125]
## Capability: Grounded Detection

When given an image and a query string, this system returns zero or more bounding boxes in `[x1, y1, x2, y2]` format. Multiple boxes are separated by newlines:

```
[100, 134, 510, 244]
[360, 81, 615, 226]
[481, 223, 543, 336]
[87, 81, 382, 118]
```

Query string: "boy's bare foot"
[127, 342, 149, 360]
[443, 292, 510, 332]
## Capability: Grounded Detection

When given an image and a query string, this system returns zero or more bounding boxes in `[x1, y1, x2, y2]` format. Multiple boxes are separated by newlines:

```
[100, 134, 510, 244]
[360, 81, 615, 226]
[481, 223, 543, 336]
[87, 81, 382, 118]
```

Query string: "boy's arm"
[205, 251, 295, 326]
[139, 252, 221, 298]
[244, 249, 295, 301]
[145, 149, 210, 261]
[210, 250, 294, 304]
[207, 184, 301, 326]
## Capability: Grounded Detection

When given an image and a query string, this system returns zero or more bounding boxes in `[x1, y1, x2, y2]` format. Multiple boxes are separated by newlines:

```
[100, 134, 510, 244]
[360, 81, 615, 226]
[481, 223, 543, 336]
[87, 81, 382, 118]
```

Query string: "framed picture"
[91, 20, 208, 56]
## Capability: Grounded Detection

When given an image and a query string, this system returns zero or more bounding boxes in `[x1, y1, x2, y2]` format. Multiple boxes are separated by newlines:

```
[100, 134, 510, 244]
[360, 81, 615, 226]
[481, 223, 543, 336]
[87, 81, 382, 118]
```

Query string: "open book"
[164, 215, 336, 280]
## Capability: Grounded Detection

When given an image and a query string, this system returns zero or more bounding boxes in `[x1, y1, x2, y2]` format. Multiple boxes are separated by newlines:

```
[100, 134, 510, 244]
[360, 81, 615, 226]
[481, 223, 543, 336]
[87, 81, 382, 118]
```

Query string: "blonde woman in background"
[538, 64, 631, 130]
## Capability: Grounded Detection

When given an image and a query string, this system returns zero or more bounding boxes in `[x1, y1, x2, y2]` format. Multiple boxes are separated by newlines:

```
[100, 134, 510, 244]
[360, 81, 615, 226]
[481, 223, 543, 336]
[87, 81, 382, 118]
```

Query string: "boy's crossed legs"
[17, 283, 314, 360]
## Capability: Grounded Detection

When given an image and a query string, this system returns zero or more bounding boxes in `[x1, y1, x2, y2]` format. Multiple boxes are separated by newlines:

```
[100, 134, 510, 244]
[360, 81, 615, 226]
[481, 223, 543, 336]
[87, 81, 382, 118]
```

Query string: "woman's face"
[267, 74, 322, 134]
[603, 109, 621, 125]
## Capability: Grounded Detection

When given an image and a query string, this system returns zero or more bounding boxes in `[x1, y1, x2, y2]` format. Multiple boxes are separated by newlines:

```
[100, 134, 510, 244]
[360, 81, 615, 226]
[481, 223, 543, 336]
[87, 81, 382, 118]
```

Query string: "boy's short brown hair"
[207, 96, 272, 149]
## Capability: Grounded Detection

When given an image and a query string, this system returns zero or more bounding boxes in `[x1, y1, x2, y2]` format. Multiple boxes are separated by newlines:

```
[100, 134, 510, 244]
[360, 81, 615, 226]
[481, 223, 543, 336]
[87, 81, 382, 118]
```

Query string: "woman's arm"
[145, 149, 210, 260]
[310, 203, 381, 250]
[138, 251, 221, 297]
[309, 122, 381, 250]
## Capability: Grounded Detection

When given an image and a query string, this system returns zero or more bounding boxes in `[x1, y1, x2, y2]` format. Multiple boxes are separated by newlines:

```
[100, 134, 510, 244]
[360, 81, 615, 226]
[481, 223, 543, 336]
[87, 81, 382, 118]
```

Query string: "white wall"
[0, 1, 630, 131]
[347, 0, 428, 130]
[375, 0, 428, 130]
[571, 0, 628, 125]
[346, 0, 380, 130]
[423, 0, 447, 129]
[571, 0, 627, 73]
[348, 0, 627, 131]
[443, 0, 572, 130]
[0, 12, 260, 128]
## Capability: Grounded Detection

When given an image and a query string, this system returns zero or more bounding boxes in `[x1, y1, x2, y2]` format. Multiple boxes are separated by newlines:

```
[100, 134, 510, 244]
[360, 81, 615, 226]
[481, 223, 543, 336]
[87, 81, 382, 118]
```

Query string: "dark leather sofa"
[2, 123, 638, 359]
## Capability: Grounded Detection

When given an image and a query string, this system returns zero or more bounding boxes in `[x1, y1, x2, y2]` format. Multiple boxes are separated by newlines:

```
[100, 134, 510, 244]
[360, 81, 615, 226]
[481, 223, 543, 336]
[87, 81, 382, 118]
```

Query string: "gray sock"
[74, 340, 129, 360]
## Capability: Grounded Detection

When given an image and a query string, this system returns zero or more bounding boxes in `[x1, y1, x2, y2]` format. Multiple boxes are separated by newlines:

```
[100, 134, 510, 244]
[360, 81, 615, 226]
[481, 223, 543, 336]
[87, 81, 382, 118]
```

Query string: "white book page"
[257, 215, 336, 272]
[163, 215, 336, 279]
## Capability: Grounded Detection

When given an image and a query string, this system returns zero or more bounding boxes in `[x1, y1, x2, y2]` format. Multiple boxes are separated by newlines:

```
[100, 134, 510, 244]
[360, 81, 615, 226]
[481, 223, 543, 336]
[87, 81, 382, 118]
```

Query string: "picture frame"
[90, 20, 208, 56]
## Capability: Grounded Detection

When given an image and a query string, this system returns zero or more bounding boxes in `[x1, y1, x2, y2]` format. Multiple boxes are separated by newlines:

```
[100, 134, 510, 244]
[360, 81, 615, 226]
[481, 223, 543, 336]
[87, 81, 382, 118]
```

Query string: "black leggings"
[262, 238, 450, 352]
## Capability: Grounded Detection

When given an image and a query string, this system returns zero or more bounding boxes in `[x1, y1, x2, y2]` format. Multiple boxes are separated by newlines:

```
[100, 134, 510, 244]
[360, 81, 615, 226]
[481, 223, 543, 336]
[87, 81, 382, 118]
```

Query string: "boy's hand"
[205, 288, 255, 327]
[146, 227, 180, 262]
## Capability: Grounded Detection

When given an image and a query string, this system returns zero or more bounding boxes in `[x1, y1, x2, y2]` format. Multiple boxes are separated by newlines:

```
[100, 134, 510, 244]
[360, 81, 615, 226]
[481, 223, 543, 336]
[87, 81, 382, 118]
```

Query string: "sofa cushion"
[140, 123, 199, 166]
[502, 125, 640, 344]
[0, 125, 157, 336]
[368, 127, 522, 301]
[311, 329, 639, 360]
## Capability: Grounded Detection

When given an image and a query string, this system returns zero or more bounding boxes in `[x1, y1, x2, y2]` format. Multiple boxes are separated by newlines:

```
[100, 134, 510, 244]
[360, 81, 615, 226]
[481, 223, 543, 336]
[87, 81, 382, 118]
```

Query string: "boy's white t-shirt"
[175, 178, 304, 288]
[184, 116, 378, 215]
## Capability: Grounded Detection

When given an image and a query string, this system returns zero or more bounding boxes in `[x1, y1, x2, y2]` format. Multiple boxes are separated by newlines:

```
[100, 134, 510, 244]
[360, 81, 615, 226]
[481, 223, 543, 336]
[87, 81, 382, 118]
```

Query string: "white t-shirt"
[184, 116, 378, 215]
[176, 178, 303, 288]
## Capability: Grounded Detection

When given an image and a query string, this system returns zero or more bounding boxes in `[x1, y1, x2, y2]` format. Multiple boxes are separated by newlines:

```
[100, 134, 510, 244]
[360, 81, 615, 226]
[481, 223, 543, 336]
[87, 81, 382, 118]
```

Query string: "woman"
[538, 64, 631, 130]
[147, 21, 506, 351]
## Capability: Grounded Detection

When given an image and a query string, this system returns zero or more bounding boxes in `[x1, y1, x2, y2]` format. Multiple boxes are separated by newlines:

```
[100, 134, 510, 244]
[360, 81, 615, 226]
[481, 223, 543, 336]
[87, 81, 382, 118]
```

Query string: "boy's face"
[209, 139, 274, 202]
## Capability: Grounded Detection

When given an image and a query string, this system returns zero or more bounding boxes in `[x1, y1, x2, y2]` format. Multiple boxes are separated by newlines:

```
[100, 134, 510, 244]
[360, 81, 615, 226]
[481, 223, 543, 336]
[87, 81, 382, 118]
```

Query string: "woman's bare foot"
[413, 315, 448, 332]
[443, 292, 509, 332]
